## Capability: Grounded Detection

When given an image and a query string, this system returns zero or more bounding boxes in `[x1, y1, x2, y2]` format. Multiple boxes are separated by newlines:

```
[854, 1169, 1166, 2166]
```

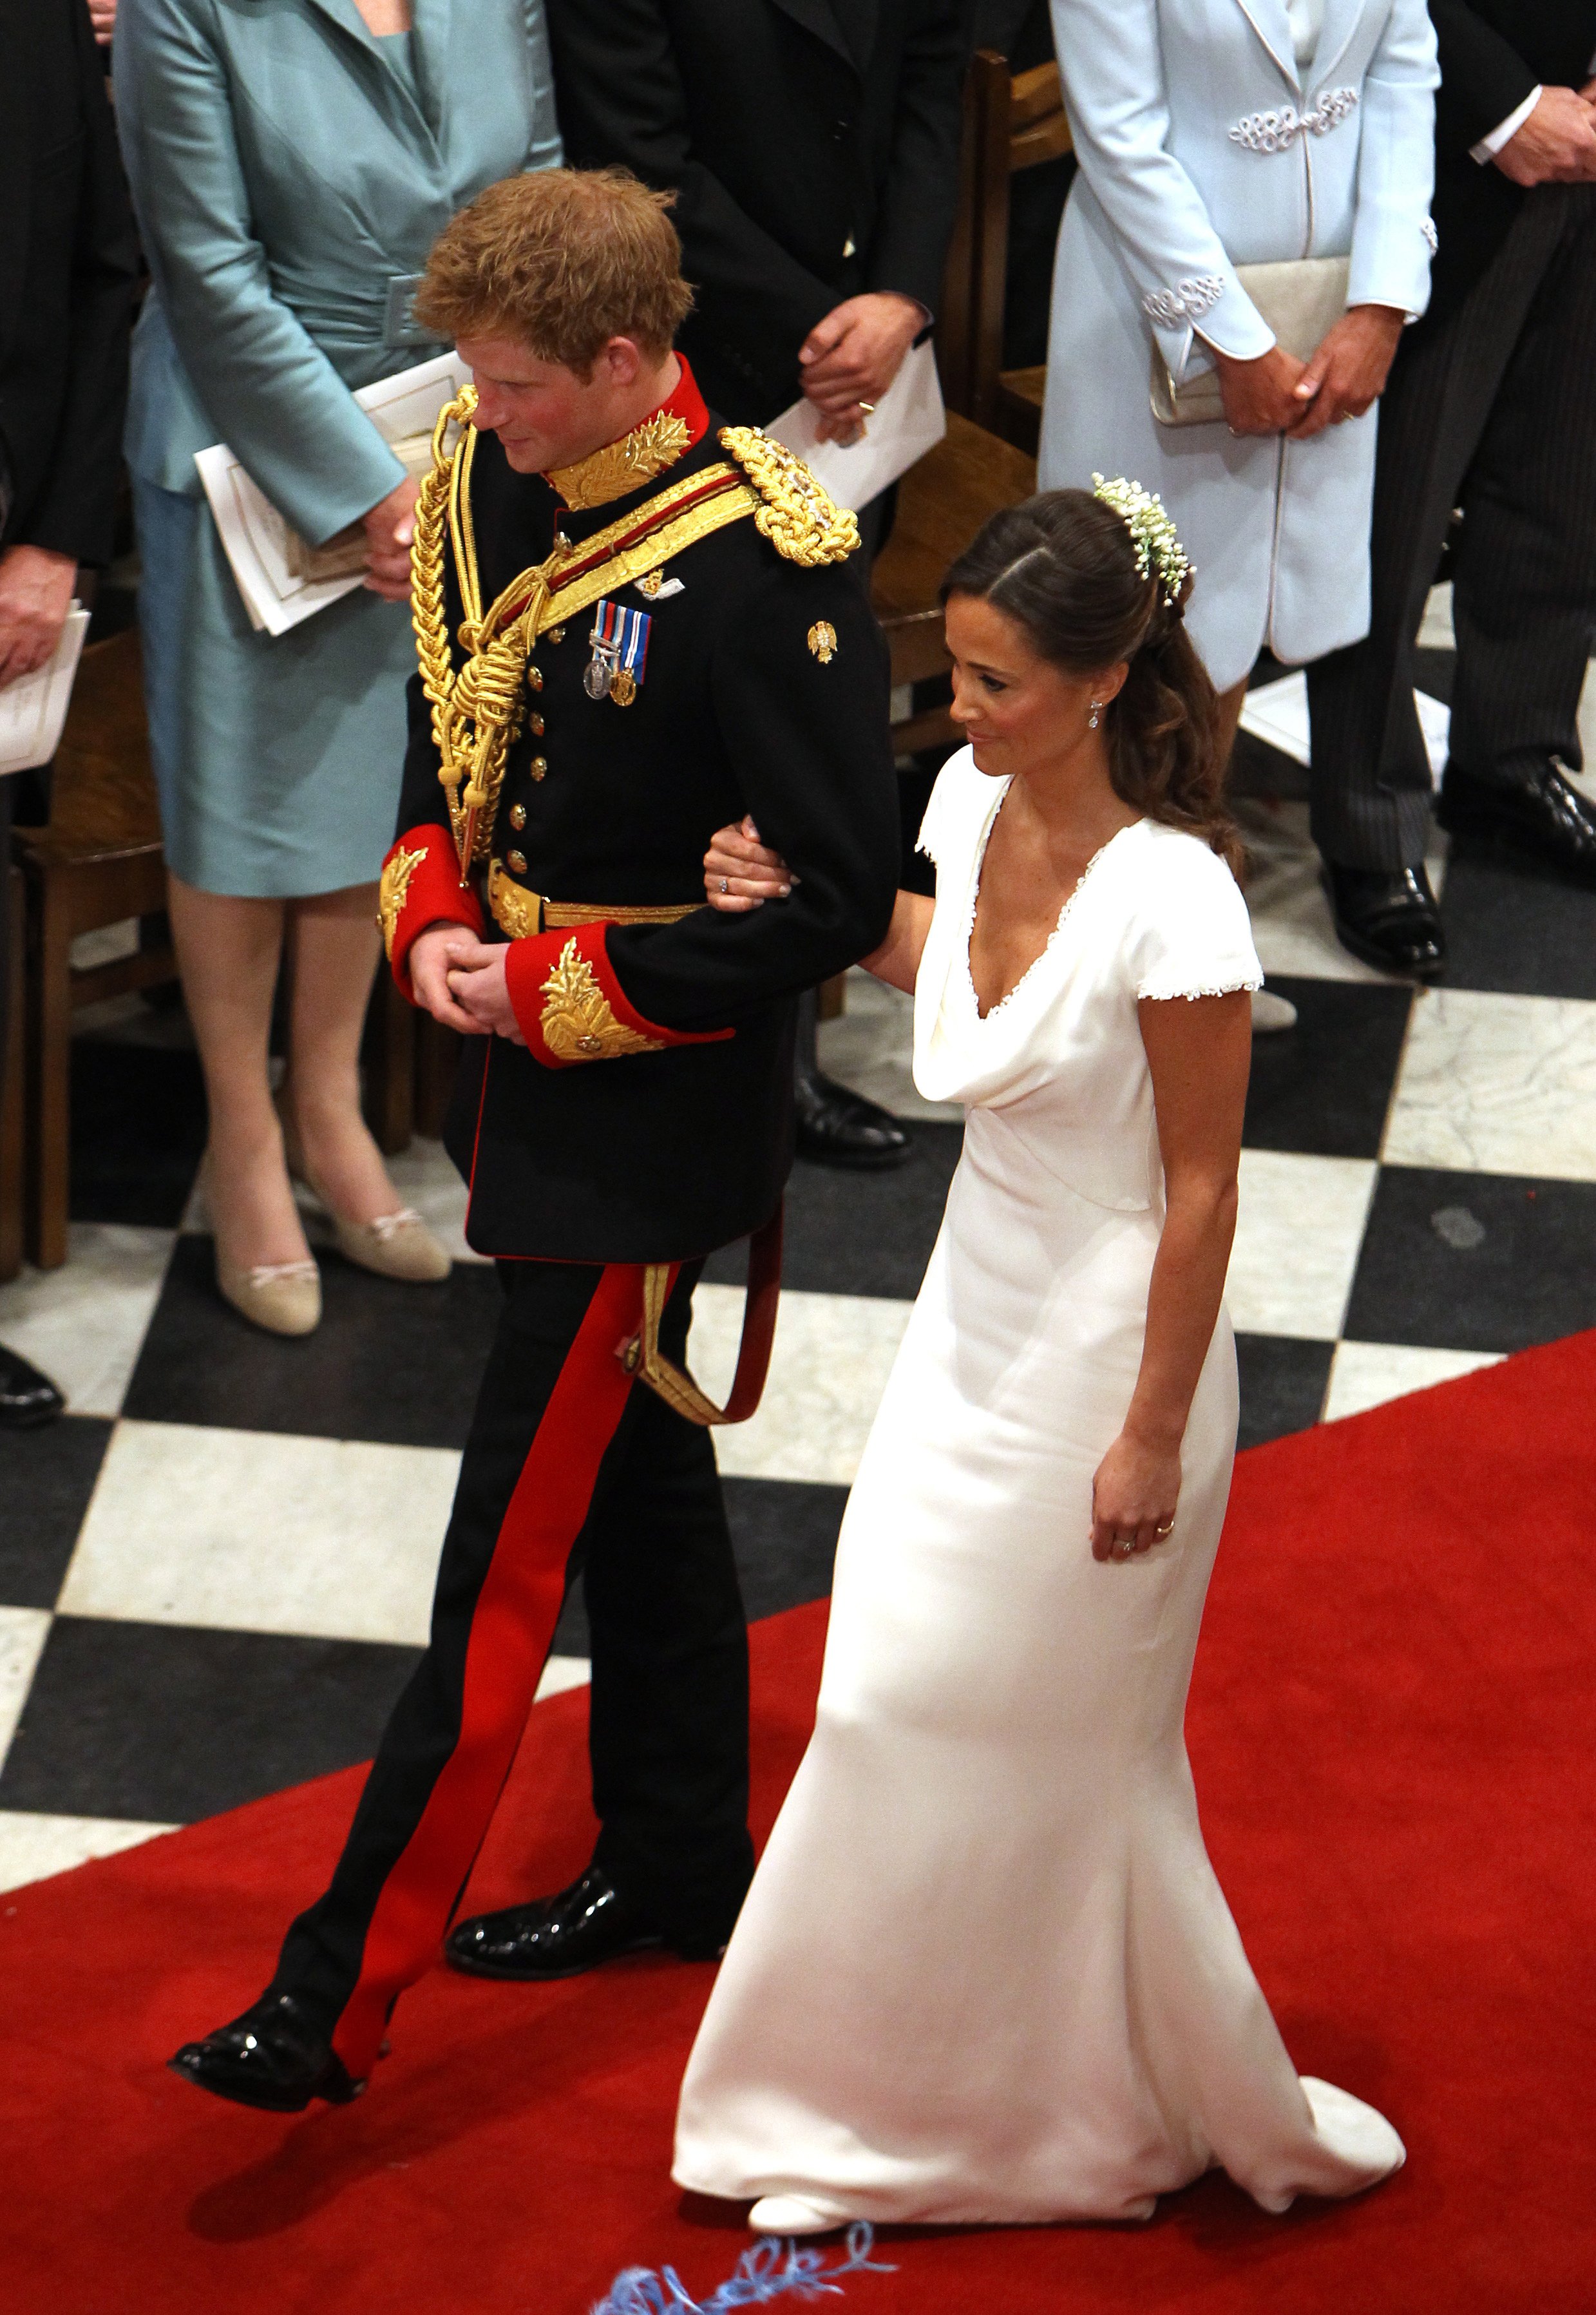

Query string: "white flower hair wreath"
[1091, 473, 1193, 607]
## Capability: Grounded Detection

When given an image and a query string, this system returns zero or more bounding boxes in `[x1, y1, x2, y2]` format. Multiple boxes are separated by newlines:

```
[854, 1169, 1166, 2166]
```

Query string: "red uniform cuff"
[379, 824, 483, 1000]
[503, 921, 734, 1069]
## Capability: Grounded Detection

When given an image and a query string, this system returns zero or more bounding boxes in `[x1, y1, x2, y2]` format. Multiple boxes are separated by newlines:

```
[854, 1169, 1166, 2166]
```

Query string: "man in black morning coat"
[0, 0, 138, 1426]
[1307, 0, 1596, 976]
[170, 168, 900, 2114]
[546, 0, 967, 1170]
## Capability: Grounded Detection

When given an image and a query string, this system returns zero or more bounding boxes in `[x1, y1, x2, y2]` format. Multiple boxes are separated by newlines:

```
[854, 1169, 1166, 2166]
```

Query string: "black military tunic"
[269, 363, 902, 2081]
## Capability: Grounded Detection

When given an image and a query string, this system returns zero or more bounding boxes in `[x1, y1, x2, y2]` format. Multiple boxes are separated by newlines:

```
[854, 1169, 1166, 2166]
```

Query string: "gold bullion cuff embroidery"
[378, 843, 428, 958]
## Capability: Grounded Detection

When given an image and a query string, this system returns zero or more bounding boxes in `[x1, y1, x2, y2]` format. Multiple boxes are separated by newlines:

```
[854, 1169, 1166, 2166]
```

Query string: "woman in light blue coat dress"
[1039, 0, 1438, 706]
[114, 0, 558, 1331]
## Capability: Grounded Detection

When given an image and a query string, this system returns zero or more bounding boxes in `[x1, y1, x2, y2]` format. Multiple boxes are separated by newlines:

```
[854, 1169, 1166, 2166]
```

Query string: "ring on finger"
[1113, 1536, 1137, 1558]
[719, 877, 728, 894]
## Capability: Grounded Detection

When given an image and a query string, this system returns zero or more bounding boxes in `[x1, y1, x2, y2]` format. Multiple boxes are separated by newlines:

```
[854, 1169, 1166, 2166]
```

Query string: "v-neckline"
[964, 785, 1143, 1024]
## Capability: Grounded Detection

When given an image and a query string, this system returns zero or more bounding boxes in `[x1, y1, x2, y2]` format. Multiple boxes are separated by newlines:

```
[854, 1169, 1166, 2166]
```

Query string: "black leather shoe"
[0, 1346, 64, 1431]
[1325, 863, 1447, 980]
[446, 1866, 683, 1981]
[1437, 756, 1596, 883]
[169, 1990, 363, 2114]
[793, 1070, 909, 1171]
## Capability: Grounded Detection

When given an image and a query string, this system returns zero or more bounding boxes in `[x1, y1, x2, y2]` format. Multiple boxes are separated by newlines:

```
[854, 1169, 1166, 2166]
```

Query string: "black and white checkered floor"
[2, 589, 1593, 1895]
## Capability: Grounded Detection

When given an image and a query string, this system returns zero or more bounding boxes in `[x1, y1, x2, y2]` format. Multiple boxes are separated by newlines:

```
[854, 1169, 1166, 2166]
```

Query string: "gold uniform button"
[527, 666, 543, 692]
[530, 756, 548, 781]
[529, 712, 545, 736]
[508, 803, 526, 831]
[508, 849, 528, 875]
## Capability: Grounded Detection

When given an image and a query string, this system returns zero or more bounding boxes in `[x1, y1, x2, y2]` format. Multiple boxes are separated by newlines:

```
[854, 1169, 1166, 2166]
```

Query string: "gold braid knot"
[716, 426, 860, 567]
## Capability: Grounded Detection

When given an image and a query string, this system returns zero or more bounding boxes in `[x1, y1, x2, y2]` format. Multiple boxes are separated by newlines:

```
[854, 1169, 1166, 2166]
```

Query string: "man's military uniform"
[263, 362, 899, 2087]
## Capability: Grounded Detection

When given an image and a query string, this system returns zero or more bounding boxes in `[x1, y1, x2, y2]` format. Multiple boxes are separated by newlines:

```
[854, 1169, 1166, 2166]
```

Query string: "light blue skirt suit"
[114, 0, 560, 896]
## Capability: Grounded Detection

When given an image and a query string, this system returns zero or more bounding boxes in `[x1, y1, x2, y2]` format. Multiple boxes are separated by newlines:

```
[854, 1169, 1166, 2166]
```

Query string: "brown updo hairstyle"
[940, 489, 1242, 875]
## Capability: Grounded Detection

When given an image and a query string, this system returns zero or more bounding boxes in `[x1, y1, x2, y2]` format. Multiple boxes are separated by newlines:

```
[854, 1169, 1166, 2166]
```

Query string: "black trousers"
[272, 1257, 753, 2075]
[1307, 184, 1596, 870]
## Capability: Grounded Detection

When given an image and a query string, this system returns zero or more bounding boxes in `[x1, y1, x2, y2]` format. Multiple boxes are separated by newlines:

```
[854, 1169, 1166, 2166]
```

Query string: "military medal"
[586, 599, 651, 706]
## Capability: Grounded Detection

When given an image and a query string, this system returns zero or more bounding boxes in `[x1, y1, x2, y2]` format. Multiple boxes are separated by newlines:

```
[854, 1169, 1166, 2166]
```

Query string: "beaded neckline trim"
[962, 789, 1144, 1024]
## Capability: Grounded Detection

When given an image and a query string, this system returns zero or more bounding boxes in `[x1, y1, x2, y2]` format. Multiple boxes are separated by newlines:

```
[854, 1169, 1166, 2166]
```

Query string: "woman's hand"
[703, 817, 795, 912]
[1211, 343, 1309, 436]
[361, 476, 419, 602]
[1090, 1427, 1182, 1561]
[1286, 305, 1407, 439]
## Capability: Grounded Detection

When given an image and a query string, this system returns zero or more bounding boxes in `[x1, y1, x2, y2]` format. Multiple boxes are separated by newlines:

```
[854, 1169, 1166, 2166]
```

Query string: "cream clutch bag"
[1150, 254, 1351, 428]
[283, 431, 439, 583]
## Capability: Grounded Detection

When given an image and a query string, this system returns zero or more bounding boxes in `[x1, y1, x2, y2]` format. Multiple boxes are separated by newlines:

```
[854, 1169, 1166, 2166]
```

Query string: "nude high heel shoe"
[276, 1092, 451, 1284]
[202, 1158, 321, 1337]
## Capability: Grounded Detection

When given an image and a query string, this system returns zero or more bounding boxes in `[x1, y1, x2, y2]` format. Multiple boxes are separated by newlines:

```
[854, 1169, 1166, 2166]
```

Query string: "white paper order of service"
[0, 605, 91, 776]
[765, 337, 945, 511]
[195, 351, 471, 639]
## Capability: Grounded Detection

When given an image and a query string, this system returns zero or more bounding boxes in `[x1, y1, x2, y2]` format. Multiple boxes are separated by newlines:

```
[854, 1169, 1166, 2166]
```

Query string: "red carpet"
[3, 1332, 1593, 2314]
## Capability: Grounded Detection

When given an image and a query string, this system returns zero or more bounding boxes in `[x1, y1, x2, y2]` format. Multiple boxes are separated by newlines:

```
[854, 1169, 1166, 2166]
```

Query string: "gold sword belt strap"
[487, 860, 703, 940]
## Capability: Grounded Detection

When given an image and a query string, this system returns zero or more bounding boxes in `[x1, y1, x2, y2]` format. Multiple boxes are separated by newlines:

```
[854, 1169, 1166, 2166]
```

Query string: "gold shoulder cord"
[716, 427, 860, 566]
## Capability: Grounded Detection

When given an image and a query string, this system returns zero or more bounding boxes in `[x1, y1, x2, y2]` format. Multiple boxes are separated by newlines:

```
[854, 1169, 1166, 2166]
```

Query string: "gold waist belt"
[488, 857, 703, 942]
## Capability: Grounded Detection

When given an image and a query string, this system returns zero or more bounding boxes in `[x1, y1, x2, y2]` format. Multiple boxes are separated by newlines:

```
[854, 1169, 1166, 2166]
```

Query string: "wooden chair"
[0, 866, 26, 1283]
[10, 625, 414, 1269]
[940, 50, 1073, 455]
[12, 629, 176, 1267]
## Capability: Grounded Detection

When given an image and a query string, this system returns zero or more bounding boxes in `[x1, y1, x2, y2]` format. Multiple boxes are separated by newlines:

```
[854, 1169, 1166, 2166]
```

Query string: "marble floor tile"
[0, 1226, 174, 1419]
[693, 1284, 912, 1486]
[1236, 797, 1450, 986]
[0, 1808, 176, 1896]
[1343, 1166, 1596, 1353]
[59, 1421, 461, 1646]
[0, 1616, 421, 1821]
[1322, 1339, 1505, 1424]
[1242, 978, 1412, 1160]
[1235, 1334, 1335, 1449]
[1225, 1150, 1378, 1340]
[817, 969, 962, 1123]
[0, 1609, 52, 1771]
[1383, 989, 1596, 1183]
[1441, 846, 1596, 1002]
[124, 1234, 500, 1449]
[0, 1416, 114, 1610]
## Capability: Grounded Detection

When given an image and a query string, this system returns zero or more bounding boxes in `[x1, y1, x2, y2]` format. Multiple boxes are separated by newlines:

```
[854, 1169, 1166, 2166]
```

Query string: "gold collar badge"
[546, 412, 694, 511]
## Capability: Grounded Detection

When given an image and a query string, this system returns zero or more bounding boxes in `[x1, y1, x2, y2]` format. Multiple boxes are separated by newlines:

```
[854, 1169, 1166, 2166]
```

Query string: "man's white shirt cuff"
[1471, 86, 1542, 164]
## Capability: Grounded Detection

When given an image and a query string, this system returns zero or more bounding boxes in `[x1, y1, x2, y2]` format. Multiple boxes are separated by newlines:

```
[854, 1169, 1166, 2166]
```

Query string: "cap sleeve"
[915, 747, 982, 870]
[1128, 833, 1263, 1002]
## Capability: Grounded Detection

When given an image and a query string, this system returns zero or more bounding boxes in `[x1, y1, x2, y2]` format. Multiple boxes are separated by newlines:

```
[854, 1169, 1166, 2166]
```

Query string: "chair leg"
[0, 866, 26, 1283]
[26, 870, 73, 1270]
[362, 966, 415, 1156]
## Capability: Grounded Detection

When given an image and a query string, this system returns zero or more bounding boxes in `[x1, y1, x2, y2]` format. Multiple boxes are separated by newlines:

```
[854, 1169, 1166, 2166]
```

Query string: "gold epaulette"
[717, 427, 860, 566]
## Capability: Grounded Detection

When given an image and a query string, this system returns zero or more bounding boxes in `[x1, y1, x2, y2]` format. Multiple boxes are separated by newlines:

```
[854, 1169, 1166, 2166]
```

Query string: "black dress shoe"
[1437, 756, 1596, 883]
[1325, 863, 1447, 980]
[793, 1071, 909, 1171]
[0, 1346, 64, 1431]
[446, 1865, 708, 1981]
[169, 1990, 363, 2114]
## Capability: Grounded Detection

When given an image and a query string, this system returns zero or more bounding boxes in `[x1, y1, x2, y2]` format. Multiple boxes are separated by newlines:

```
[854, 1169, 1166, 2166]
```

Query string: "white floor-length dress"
[672, 750, 1405, 2227]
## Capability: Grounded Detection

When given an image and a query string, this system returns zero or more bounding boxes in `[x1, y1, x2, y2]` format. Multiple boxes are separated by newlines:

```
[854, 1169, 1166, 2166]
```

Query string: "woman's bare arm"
[1090, 989, 1251, 1560]
[703, 820, 933, 991]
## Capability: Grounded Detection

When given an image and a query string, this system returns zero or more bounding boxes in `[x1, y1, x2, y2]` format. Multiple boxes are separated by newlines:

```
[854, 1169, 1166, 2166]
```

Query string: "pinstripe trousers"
[1307, 184, 1596, 870]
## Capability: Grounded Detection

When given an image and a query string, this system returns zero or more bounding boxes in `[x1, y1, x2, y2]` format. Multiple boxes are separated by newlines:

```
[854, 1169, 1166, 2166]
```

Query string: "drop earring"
[1088, 698, 1103, 730]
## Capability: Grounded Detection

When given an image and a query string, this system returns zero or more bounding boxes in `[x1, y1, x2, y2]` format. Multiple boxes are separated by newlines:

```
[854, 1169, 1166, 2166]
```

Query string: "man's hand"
[1210, 343, 1311, 436]
[1286, 304, 1407, 438]
[361, 476, 419, 602]
[1495, 86, 1596, 187]
[0, 545, 77, 691]
[86, 0, 117, 41]
[409, 922, 496, 1034]
[444, 937, 526, 1043]
[799, 292, 923, 442]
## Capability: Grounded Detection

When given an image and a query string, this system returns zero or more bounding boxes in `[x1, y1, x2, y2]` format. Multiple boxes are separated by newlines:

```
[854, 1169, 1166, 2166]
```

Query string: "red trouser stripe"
[333, 1262, 670, 2079]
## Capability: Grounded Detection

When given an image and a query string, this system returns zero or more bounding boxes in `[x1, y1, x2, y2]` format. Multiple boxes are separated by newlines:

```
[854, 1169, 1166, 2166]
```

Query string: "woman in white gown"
[671, 480, 1405, 2236]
